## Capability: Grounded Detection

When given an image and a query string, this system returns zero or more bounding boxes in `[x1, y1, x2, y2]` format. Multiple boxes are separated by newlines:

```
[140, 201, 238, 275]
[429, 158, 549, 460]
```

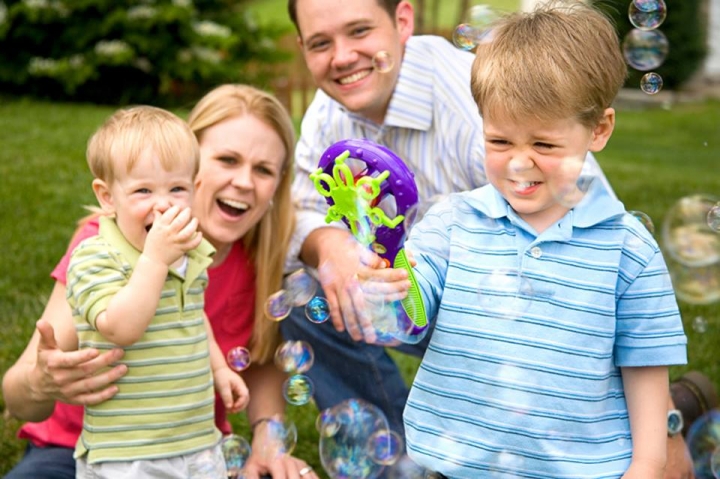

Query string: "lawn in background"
[1, 96, 718, 476]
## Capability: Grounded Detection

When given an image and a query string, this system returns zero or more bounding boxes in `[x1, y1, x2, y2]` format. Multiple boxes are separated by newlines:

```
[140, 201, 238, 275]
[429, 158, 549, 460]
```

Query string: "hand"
[144, 206, 202, 266]
[664, 435, 696, 479]
[214, 366, 250, 414]
[241, 451, 319, 479]
[32, 319, 126, 405]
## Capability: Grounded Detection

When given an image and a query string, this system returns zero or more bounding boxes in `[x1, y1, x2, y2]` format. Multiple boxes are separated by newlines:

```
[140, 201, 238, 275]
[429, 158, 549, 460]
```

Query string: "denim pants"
[4, 443, 76, 479]
[279, 289, 432, 438]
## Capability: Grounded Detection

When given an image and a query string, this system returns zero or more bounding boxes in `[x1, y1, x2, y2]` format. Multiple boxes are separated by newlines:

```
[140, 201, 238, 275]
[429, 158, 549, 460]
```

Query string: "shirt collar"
[462, 177, 625, 230]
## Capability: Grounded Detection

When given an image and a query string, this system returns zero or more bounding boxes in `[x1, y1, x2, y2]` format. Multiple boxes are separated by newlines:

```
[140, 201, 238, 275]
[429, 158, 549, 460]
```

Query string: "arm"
[665, 395, 696, 479]
[621, 366, 669, 479]
[2, 281, 126, 421]
[94, 206, 201, 346]
[239, 362, 318, 479]
[205, 314, 249, 413]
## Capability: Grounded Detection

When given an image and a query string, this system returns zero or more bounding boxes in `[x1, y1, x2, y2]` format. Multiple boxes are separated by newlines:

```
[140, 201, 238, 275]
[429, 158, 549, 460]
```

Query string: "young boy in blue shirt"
[373, 2, 688, 477]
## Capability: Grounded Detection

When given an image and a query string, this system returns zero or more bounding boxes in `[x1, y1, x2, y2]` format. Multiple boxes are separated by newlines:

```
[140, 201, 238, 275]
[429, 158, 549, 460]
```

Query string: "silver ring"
[299, 465, 313, 476]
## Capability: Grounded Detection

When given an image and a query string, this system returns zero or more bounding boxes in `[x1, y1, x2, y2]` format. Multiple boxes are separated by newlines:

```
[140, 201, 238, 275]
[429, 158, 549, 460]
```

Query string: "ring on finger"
[299, 465, 313, 476]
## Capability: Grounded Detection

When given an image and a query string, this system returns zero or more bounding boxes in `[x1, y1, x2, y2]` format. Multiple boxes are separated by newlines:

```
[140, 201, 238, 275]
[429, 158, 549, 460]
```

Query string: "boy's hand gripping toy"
[310, 139, 428, 341]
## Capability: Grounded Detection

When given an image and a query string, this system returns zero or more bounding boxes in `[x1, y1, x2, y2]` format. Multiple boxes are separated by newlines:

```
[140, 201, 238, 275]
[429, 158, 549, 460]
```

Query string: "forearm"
[243, 362, 287, 425]
[623, 366, 669, 474]
[300, 226, 354, 269]
[97, 254, 167, 346]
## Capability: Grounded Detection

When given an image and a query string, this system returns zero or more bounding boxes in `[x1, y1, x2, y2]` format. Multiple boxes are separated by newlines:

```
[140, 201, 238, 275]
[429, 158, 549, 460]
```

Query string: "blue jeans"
[4, 443, 75, 479]
[280, 290, 432, 438]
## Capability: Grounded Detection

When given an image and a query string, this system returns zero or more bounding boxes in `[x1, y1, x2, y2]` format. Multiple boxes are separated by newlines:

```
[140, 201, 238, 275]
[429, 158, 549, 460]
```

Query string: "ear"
[589, 108, 615, 153]
[396, 1, 415, 44]
[92, 179, 115, 214]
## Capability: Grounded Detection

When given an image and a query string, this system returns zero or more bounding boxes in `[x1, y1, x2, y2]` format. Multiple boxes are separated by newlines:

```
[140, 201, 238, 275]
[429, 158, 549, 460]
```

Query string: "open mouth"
[218, 198, 249, 217]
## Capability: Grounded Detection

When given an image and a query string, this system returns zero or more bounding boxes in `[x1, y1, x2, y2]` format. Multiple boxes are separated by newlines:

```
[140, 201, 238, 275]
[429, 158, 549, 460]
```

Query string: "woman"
[2, 84, 318, 479]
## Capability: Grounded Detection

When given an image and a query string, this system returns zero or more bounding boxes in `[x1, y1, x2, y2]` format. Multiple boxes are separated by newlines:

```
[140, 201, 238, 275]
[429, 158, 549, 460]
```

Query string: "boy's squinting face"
[97, 148, 195, 252]
[483, 111, 613, 233]
[295, 0, 413, 125]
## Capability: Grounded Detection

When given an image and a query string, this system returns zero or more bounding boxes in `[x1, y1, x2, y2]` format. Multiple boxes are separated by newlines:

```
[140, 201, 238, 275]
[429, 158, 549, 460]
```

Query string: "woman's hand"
[241, 451, 319, 479]
[31, 318, 126, 405]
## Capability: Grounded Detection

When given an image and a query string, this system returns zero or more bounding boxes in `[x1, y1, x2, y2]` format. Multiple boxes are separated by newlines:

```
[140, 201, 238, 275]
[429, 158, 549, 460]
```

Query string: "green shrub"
[0, 0, 291, 105]
[598, 0, 707, 90]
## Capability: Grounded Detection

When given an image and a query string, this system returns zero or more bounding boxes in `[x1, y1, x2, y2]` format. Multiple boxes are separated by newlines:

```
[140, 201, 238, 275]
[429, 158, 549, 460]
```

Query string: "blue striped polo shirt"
[403, 181, 687, 478]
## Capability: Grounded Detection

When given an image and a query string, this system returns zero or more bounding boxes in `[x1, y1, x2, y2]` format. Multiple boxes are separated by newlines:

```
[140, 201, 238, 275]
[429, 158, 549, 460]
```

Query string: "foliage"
[0, 0, 291, 105]
[598, 0, 707, 90]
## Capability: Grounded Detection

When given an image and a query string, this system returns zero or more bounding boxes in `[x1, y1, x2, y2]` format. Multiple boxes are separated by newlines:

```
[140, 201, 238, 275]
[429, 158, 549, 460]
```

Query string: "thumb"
[35, 319, 59, 351]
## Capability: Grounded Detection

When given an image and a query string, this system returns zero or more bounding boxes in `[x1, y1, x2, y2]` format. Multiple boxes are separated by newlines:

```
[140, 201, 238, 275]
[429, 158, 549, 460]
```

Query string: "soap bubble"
[284, 269, 318, 307]
[274, 340, 314, 374]
[264, 289, 293, 321]
[282, 373, 314, 406]
[372, 51, 394, 73]
[640, 72, 663, 95]
[319, 398, 390, 479]
[367, 429, 403, 466]
[686, 410, 720, 478]
[628, 0, 667, 30]
[622, 28, 669, 71]
[226, 346, 251, 372]
[305, 296, 331, 324]
[222, 434, 251, 477]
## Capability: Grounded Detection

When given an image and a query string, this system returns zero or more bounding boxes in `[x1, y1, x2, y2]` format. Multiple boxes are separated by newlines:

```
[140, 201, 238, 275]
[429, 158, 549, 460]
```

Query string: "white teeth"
[516, 181, 539, 189]
[219, 198, 249, 210]
[338, 70, 371, 85]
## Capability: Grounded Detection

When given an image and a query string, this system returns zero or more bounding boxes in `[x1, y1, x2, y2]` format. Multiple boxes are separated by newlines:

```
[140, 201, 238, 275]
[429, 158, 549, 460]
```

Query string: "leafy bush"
[598, 0, 707, 90]
[0, 0, 291, 105]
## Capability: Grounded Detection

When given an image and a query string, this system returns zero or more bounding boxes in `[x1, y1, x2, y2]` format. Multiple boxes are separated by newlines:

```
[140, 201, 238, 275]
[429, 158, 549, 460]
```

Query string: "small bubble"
[284, 269, 318, 307]
[305, 296, 330, 324]
[367, 429, 403, 466]
[628, 0, 667, 30]
[628, 210, 655, 234]
[226, 346, 251, 372]
[708, 202, 720, 232]
[221, 434, 251, 476]
[452, 23, 478, 51]
[372, 51, 394, 73]
[282, 374, 314, 406]
[264, 289, 293, 321]
[274, 340, 315, 374]
[622, 29, 669, 71]
[693, 316, 708, 333]
[640, 72, 663, 95]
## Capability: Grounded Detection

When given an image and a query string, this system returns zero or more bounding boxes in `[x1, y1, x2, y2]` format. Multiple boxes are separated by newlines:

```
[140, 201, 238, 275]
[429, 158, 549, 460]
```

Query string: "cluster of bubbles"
[275, 339, 316, 406]
[317, 399, 405, 479]
[661, 195, 720, 306]
[622, 0, 668, 94]
[686, 410, 720, 478]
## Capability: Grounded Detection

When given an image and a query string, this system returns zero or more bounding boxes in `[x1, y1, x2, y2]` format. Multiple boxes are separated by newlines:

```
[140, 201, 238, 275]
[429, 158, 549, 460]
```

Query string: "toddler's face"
[483, 113, 605, 233]
[106, 148, 195, 252]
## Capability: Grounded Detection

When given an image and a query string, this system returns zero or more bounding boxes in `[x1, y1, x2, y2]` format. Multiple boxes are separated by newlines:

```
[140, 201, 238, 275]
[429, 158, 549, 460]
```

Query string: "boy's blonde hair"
[188, 84, 296, 365]
[86, 106, 199, 184]
[470, 0, 627, 127]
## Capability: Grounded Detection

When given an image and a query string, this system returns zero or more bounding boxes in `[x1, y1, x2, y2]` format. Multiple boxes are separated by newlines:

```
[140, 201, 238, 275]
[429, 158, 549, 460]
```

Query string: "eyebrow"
[304, 19, 372, 46]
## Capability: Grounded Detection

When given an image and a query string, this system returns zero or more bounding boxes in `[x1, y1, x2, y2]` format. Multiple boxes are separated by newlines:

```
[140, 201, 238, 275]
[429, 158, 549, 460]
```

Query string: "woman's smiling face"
[193, 114, 286, 251]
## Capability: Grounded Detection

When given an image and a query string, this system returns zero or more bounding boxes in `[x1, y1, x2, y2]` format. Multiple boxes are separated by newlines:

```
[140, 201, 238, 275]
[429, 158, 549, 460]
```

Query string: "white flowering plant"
[0, 0, 290, 104]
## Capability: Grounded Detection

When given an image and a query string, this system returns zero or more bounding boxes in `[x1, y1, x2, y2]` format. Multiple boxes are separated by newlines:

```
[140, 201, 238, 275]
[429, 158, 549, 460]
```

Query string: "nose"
[231, 164, 253, 190]
[154, 196, 172, 213]
[331, 38, 359, 70]
[507, 152, 535, 174]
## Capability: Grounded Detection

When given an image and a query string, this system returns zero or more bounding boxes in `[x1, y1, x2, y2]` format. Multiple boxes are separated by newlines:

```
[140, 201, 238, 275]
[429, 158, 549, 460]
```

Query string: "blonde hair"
[86, 106, 199, 184]
[188, 84, 296, 364]
[470, 0, 627, 127]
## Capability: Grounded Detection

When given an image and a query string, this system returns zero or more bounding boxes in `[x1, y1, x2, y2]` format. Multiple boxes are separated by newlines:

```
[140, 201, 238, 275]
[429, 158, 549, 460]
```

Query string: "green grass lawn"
[1, 95, 718, 476]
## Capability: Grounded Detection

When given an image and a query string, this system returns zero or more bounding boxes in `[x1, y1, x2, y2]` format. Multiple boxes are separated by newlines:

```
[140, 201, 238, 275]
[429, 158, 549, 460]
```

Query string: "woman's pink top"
[18, 217, 256, 447]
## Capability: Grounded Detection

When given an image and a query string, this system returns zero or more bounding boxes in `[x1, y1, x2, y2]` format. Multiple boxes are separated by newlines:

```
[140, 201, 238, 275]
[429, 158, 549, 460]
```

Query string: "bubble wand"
[310, 139, 427, 338]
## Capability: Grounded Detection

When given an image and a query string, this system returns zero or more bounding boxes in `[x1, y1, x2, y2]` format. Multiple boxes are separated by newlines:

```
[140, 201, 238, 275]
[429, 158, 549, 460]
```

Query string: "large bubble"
[686, 410, 720, 478]
[662, 195, 720, 267]
[622, 28, 669, 71]
[221, 434, 251, 477]
[319, 398, 392, 479]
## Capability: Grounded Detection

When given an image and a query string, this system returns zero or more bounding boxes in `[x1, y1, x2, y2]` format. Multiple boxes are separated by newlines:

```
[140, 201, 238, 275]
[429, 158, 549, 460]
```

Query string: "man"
[282, 1, 694, 477]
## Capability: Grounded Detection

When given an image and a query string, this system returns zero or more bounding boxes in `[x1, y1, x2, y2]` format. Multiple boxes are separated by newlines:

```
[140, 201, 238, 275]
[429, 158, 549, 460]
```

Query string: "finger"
[171, 206, 193, 230]
[177, 216, 199, 239]
[35, 319, 59, 351]
[52, 348, 125, 375]
[325, 291, 345, 333]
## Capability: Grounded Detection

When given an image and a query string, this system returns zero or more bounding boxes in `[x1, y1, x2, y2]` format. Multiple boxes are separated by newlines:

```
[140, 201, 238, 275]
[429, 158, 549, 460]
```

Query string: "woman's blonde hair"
[470, 0, 627, 127]
[188, 84, 296, 364]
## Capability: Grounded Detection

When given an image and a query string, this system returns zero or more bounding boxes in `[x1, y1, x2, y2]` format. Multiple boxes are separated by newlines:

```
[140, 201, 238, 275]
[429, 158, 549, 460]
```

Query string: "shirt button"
[530, 246, 542, 258]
